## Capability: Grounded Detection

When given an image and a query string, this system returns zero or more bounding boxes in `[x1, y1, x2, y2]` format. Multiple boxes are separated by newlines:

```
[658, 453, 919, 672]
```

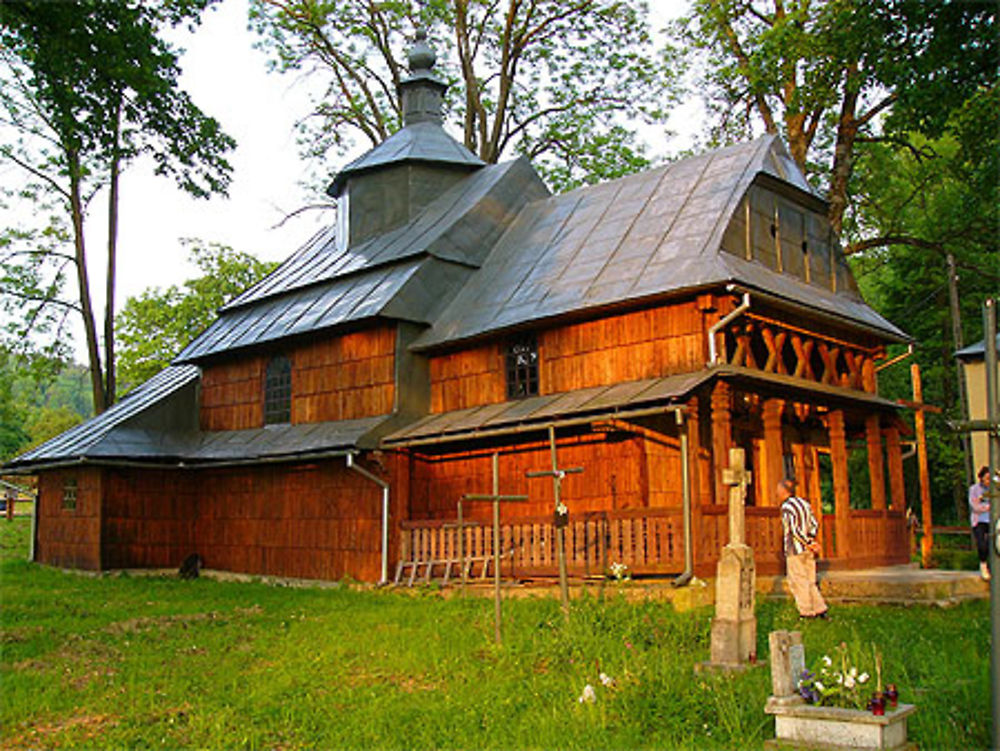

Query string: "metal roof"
[383, 370, 712, 445]
[413, 135, 905, 350]
[956, 334, 1000, 360]
[224, 158, 547, 312]
[382, 364, 900, 447]
[5, 365, 200, 469]
[4, 361, 392, 469]
[327, 121, 485, 198]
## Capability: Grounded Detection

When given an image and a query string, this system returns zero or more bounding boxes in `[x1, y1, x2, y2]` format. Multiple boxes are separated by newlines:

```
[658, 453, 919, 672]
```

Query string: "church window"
[505, 335, 539, 399]
[264, 356, 292, 424]
[62, 477, 78, 510]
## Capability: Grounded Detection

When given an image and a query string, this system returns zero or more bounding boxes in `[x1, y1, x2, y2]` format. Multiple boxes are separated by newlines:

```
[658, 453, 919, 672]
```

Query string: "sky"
[5, 0, 701, 361]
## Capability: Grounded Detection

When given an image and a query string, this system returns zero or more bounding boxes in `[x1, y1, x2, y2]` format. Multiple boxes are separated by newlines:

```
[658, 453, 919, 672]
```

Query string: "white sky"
[7, 0, 702, 361]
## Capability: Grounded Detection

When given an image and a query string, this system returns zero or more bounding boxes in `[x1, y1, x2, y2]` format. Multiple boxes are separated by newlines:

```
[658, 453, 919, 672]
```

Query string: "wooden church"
[7, 31, 911, 583]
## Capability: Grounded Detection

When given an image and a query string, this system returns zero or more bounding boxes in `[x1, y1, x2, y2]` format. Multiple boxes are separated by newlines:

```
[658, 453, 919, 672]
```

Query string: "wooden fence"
[399, 505, 909, 582]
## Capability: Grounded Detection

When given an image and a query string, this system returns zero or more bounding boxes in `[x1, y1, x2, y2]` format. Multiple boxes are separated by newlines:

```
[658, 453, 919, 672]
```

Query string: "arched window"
[264, 356, 292, 425]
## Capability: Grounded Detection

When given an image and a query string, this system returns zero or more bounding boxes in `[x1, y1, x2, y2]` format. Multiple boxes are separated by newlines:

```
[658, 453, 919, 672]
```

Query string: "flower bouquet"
[797, 642, 897, 715]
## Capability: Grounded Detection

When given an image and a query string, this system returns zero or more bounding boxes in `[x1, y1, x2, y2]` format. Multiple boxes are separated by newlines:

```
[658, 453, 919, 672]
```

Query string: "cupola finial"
[399, 26, 447, 126]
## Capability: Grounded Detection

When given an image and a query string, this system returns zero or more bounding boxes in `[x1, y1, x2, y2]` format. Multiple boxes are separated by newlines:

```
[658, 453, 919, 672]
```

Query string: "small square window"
[62, 477, 78, 511]
[505, 335, 539, 399]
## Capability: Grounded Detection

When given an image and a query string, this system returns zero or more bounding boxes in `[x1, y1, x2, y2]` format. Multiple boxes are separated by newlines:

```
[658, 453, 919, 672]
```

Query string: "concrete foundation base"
[764, 698, 916, 750]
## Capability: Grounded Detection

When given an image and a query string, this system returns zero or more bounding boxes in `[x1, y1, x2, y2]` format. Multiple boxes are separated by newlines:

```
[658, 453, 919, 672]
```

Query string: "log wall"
[200, 324, 396, 430]
[429, 300, 708, 413]
[36, 468, 103, 570]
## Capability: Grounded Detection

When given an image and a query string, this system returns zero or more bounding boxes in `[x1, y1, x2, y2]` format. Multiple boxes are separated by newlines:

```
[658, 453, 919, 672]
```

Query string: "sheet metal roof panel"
[328, 121, 485, 196]
[222, 160, 546, 318]
[956, 335, 1000, 360]
[176, 261, 426, 362]
[6, 365, 201, 467]
[414, 135, 902, 349]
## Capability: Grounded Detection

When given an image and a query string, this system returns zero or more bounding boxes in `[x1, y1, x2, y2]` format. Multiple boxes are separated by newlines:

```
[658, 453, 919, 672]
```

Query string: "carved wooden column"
[792, 442, 822, 548]
[762, 398, 784, 506]
[865, 414, 887, 511]
[884, 425, 906, 510]
[711, 381, 733, 507]
[828, 410, 851, 559]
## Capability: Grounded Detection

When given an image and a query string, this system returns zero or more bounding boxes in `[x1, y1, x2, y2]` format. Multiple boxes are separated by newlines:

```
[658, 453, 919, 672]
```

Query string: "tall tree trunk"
[67, 149, 106, 414]
[826, 64, 860, 235]
[104, 101, 120, 406]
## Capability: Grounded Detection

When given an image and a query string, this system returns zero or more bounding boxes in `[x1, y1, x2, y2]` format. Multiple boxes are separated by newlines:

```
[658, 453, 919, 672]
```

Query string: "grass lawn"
[0, 518, 991, 750]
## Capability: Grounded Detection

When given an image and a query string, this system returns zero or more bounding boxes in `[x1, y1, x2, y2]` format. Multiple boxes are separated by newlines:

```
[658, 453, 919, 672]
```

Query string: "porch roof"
[381, 365, 900, 448]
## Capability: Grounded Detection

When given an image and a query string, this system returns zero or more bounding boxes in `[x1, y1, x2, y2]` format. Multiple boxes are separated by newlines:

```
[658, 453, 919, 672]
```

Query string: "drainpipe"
[707, 290, 751, 365]
[345, 452, 390, 585]
[672, 409, 694, 587]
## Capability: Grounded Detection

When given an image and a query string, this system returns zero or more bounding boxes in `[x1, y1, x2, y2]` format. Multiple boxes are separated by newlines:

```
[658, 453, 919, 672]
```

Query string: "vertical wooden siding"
[36, 468, 102, 570]
[100, 461, 388, 582]
[428, 300, 708, 413]
[293, 325, 396, 423]
[200, 323, 396, 430]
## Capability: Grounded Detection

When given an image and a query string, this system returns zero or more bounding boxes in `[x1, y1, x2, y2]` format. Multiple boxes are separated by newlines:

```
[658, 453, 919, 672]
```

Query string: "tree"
[249, 0, 678, 192]
[0, 0, 235, 414]
[116, 241, 278, 390]
[849, 86, 999, 520]
[676, 0, 997, 233]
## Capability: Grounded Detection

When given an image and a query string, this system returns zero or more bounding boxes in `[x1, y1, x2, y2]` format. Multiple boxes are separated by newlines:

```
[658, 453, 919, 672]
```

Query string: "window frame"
[505, 334, 540, 400]
[263, 355, 293, 425]
[62, 477, 78, 511]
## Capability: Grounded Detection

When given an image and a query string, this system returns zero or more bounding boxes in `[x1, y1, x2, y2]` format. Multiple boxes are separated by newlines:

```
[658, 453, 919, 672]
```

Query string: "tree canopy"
[250, 0, 679, 193]
[116, 241, 278, 390]
[0, 0, 235, 413]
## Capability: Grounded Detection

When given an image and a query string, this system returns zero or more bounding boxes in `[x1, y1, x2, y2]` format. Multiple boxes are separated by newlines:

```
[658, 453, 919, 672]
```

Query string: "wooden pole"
[492, 453, 502, 644]
[912, 362, 934, 567]
[551, 426, 570, 620]
[947, 253, 975, 488]
[981, 299, 999, 751]
[828, 410, 851, 558]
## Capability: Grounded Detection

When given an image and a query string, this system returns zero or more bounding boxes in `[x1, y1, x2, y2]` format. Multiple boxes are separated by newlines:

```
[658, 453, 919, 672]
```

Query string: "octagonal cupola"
[327, 28, 485, 248]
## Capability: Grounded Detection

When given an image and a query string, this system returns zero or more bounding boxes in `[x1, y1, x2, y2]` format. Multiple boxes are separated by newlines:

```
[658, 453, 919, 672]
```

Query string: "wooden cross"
[721, 447, 752, 547]
[526, 425, 584, 619]
[462, 452, 527, 644]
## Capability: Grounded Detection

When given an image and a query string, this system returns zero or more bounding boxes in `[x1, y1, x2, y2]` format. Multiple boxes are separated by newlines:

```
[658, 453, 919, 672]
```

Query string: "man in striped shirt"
[778, 478, 829, 619]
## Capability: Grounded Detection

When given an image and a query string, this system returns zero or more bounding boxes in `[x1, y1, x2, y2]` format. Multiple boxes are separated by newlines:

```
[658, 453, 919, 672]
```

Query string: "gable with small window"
[505, 335, 539, 399]
[264, 355, 292, 424]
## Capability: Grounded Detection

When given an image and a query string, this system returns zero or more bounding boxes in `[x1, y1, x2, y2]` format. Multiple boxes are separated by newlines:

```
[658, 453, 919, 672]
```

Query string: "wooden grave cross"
[462, 452, 528, 644]
[526, 425, 584, 620]
[721, 447, 752, 547]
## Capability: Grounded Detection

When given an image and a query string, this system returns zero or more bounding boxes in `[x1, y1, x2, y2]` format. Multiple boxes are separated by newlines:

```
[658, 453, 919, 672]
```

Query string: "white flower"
[599, 672, 615, 687]
[815, 682, 825, 692]
[822, 655, 832, 667]
[859, 672, 870, 684]
[835, 672, 844, 685]
[578, 684, 596, 704]
[849, 667, 858, 679]
[844, 675, 856, 689]
[556, 502, 568, 516]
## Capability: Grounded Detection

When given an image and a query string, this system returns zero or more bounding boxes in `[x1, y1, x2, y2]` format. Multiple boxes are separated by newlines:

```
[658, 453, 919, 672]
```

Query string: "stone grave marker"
[704, 447, 758, 668]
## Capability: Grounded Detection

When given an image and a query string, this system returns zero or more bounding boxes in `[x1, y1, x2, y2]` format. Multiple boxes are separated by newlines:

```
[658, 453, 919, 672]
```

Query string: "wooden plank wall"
[100, 459, 392, 582]
[428, 299, 709, 413]
[200, 356, 265, 430]
[36, 468, 102, 570]
[409, 432, 648, 522]
[200, 323, 396, 431]
[102, 469, 196, 569]
[293, 325, 396, 422]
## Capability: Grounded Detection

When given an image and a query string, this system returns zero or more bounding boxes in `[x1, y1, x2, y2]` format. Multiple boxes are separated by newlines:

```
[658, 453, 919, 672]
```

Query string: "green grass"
[0, 518, 991, 750]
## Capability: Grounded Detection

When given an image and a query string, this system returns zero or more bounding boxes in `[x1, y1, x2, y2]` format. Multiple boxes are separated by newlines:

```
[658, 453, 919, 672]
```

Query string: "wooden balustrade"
[399, 505, 909, 583]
